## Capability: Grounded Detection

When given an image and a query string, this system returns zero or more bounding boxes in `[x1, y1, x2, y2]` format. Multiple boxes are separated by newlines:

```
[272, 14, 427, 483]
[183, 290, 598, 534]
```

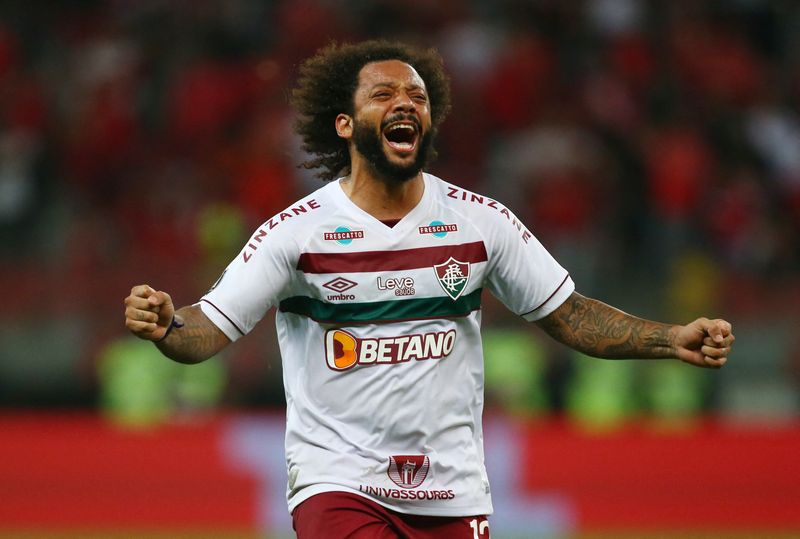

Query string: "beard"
[352, 116, 434, 184]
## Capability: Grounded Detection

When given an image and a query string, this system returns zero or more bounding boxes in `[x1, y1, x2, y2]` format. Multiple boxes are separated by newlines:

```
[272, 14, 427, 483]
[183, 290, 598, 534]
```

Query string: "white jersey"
[200, 173, 574, 517]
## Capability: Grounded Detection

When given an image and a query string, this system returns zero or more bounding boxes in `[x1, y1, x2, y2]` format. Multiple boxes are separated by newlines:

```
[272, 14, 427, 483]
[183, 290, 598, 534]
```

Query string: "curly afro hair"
[291, 40, 452, 181]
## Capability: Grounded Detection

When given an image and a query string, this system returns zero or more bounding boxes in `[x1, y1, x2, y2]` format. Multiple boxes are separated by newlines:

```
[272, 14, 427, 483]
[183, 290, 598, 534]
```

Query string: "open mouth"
[382, 122, 419, 154]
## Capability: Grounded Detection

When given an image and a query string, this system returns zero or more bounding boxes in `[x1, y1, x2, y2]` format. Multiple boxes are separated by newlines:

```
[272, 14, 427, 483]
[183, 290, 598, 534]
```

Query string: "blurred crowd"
[0, 0, 798, 421]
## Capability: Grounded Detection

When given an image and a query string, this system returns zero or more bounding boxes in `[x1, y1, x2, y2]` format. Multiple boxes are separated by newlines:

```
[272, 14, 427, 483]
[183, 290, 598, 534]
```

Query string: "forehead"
[356, 59, 427, 91]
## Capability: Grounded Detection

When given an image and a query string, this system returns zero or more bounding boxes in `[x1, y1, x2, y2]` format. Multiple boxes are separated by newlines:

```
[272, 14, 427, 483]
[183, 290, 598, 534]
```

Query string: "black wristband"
[156, 316, 184, 342]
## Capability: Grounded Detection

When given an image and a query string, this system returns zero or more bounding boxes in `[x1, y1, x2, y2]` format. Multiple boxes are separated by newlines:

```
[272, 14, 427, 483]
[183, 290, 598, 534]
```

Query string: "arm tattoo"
[535, 292, 676, 359]
[156, 305, 230, 364]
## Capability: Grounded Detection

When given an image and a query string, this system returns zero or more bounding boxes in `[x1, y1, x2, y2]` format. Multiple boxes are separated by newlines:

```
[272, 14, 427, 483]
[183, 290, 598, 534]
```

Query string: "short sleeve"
[483, 209, 574, 322]
[199, 224, 298, 341]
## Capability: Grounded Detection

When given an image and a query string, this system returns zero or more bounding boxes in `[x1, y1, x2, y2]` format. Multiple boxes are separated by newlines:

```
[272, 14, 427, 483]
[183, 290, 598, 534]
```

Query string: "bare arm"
[535, 292, 734, 368]
[154, 304, 230, 364]
[124, 285, 231, 364]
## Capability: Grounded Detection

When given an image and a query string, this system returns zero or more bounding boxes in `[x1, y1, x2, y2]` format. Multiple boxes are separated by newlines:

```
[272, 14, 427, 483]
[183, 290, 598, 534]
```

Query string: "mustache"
[381, 114, 421, 131]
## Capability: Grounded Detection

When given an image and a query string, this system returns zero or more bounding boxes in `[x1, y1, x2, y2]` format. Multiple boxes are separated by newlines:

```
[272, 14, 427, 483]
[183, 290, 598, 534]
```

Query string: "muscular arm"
[535, 292, 734, 367]
[124, 285, 230, 364]
[536, 292, 675, 359]
[156, 305, 231, 364]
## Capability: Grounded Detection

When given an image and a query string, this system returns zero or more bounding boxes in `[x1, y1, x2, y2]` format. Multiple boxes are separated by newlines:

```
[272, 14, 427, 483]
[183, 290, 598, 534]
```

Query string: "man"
[124, 41, 734, 538]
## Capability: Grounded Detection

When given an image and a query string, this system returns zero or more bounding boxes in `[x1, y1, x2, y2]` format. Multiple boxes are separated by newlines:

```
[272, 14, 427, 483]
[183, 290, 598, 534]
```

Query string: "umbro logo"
[323, 277, 358, 293]
[323, 277, 357, 301]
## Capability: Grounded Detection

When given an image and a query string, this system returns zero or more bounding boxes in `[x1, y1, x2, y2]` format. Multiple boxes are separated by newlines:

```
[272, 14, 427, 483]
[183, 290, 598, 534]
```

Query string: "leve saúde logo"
[388, 455, 430, 489]
[433, 257, 470, 300]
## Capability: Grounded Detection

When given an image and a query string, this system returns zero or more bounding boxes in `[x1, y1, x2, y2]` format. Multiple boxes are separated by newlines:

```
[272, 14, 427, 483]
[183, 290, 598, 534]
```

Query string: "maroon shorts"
[292, 491, 490, 539]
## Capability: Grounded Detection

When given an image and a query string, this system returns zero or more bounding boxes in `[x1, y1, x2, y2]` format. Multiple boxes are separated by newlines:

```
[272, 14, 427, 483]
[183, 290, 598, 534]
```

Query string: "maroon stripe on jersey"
[200, 299, 245, 336]
[521, 273, 571, 318]
[297, 241, 488, 274]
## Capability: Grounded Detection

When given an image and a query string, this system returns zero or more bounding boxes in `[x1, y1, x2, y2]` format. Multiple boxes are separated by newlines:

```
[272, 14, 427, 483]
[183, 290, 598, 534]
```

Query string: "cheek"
[420, 106, 433, 127]
[422, 118, 433, 133]
[355, 108, 383, 128]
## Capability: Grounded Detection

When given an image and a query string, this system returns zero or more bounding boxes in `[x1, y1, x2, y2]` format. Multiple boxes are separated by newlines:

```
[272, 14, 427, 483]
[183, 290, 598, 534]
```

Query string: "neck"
[341, 158, 424, 221]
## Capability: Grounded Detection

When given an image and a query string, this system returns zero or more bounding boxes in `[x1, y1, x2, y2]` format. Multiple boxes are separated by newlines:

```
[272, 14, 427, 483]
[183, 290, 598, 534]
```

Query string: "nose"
[392, 91, 416, 113]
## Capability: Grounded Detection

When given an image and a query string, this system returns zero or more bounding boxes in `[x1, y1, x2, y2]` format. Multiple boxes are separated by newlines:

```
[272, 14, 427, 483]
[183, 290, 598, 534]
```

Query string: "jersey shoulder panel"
[426, 174, 535, 250]
[426, 174, 573, 320]
[199, 182, 341, 340]
[239, 181, 340, 264]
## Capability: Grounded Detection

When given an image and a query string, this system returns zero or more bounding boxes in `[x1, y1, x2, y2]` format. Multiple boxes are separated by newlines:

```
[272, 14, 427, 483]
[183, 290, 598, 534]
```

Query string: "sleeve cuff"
[198, 299, 246, 342]
[520, 274, 575, 322]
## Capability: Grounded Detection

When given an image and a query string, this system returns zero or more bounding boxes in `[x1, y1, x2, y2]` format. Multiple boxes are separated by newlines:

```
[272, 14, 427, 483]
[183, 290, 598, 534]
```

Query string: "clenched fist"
[123, 284, 176, 341]
[674, 317, 735, 369]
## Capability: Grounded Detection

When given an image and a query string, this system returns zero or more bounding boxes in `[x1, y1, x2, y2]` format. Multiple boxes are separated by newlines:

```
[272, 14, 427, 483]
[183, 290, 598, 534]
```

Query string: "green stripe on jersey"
[279, 289, 482, 324]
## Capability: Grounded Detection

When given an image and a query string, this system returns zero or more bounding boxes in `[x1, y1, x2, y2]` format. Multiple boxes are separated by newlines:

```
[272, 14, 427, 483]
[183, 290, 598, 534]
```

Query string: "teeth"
[388, 124, 415, 132]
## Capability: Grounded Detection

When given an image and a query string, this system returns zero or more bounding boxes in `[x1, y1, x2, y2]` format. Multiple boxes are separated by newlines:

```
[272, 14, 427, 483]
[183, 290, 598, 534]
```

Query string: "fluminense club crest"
[433, 257, 470, 300]
[387, 455, 430, 489]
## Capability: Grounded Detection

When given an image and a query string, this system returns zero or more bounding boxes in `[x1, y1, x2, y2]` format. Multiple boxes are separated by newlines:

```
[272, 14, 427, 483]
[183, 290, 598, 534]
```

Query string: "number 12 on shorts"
[469, 518, 489, 538]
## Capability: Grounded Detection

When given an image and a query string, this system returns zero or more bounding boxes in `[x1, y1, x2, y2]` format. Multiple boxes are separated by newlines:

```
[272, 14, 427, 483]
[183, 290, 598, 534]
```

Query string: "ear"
[335, 114, 353, 139]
